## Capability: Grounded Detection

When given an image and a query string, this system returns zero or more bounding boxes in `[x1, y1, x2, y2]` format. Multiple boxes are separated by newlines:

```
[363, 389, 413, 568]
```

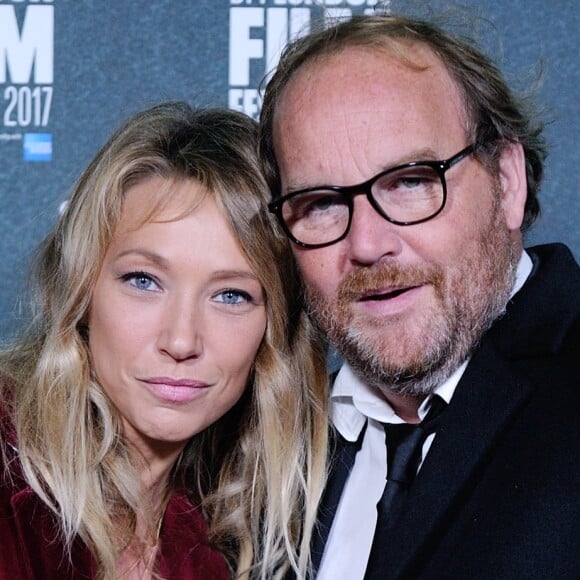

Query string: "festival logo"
[0, 0, 54, 162]
[228, 0, 380, 119]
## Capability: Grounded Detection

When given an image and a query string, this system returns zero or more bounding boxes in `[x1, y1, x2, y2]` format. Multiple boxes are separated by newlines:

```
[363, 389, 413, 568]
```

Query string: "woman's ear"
[497, 142, 527, 232]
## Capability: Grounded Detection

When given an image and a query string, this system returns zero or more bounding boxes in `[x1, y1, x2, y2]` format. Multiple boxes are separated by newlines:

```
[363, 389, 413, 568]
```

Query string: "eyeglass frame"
[268, 143, 481, 249]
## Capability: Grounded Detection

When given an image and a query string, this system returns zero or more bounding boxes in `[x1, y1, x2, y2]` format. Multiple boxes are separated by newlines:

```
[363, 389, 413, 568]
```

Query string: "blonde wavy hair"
[0, 102, 328, 579]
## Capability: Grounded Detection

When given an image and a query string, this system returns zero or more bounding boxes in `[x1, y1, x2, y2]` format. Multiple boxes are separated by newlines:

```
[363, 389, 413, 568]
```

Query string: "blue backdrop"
[0, 0, 578, 339]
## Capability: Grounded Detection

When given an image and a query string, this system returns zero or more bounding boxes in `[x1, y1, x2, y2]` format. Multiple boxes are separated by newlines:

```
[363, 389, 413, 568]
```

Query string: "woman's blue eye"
[214, 289, 251, 305]
[121, 272, 159, 292]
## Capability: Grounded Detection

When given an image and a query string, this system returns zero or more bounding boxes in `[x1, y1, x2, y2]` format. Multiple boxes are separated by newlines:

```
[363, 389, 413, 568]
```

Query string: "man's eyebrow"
[386, 147, 440, 168]
[284, 147, 441, 193]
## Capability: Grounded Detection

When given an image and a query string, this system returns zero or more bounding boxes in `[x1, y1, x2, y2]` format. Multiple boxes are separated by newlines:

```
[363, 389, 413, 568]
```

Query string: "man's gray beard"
[305, 192, 520, 398]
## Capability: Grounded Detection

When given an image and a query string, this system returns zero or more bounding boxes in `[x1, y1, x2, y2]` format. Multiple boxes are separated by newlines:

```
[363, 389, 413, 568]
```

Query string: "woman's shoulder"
[0, 418, 79, 579]
[0, 408, 30, 514]
[0, 433, 94, 579]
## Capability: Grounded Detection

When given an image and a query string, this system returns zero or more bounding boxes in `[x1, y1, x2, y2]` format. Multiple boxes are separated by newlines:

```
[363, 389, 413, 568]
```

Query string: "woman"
[0, 103, 328, 579]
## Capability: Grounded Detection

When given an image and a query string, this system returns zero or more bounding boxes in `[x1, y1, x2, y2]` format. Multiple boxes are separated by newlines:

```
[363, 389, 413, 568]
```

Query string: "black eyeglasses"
[268, 144, 478, 249]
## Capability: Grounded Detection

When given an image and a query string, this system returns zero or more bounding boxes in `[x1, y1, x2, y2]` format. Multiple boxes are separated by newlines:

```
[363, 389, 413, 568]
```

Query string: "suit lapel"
[311, 425, 366, 573]
[382, 244, 579, 577]
[382, 340, 535, 578]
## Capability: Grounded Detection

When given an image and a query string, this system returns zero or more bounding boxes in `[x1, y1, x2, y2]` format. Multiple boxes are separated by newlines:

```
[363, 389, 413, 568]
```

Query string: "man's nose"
[346, 195, 403, 264]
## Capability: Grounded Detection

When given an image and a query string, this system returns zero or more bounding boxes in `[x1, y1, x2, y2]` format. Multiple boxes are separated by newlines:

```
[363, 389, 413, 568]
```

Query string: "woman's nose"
[156, 297, 203, 362]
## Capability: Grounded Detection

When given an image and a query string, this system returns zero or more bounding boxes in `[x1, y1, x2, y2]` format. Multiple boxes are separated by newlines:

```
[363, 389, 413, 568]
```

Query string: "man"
[258, 13, 579, 580]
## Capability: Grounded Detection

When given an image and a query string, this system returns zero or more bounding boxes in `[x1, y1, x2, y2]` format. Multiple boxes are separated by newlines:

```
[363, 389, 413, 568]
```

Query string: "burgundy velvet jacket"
[0, 429, 231, 579]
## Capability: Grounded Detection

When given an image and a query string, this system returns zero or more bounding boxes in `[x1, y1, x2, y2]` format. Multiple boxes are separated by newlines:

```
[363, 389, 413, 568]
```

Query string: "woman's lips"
[141, 377, 210, 403]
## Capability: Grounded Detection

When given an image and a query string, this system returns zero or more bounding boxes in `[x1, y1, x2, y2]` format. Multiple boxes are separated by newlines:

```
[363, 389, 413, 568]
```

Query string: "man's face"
[272, 45, 525, 398]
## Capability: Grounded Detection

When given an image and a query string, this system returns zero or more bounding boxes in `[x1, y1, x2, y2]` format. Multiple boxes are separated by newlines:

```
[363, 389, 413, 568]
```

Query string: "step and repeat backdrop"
[0, 0, 578, 339]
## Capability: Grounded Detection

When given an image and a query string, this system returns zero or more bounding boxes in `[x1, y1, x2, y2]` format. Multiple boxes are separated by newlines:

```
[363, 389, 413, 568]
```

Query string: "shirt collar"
[512, 248, 533, 297]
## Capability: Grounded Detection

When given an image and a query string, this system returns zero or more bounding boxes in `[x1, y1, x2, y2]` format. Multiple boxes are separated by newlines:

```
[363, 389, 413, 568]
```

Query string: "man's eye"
[397, 176, 428, 188]
[383, 168, 440, 192]
[311, 196, 335, 212]
[294, 193, 342, 218]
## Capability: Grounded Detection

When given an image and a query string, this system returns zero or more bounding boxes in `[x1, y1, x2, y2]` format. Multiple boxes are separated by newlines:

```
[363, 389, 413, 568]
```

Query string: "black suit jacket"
[313, 244, 580, 579]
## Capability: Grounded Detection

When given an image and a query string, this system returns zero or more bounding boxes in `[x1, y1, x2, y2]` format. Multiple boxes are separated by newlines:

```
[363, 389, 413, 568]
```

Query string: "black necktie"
[364, 395, 447, 579]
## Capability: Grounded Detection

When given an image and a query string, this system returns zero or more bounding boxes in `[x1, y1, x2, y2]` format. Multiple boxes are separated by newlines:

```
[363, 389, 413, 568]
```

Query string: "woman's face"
[88, 177, 267, 462]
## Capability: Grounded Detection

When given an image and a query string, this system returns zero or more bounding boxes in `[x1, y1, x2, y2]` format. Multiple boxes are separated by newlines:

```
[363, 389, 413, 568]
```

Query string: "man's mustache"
[337, 262, 444, 303]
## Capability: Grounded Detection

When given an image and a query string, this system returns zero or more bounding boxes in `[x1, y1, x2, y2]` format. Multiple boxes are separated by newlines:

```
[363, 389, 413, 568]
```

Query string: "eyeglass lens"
[281, 164, 445, 246]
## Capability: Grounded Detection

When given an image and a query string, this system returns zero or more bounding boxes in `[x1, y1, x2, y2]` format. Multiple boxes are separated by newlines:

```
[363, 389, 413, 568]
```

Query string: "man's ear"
[497, 142, 527, 231]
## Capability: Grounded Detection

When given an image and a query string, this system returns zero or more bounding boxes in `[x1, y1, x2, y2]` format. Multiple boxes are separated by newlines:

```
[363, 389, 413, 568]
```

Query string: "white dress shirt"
[317, 251, 533, 580]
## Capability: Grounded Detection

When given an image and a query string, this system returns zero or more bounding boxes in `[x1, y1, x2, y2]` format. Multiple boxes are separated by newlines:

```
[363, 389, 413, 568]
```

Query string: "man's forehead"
[273, 44, 464, 135]
[271, 44, 468, 192]
[273, 43, 461, 126]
